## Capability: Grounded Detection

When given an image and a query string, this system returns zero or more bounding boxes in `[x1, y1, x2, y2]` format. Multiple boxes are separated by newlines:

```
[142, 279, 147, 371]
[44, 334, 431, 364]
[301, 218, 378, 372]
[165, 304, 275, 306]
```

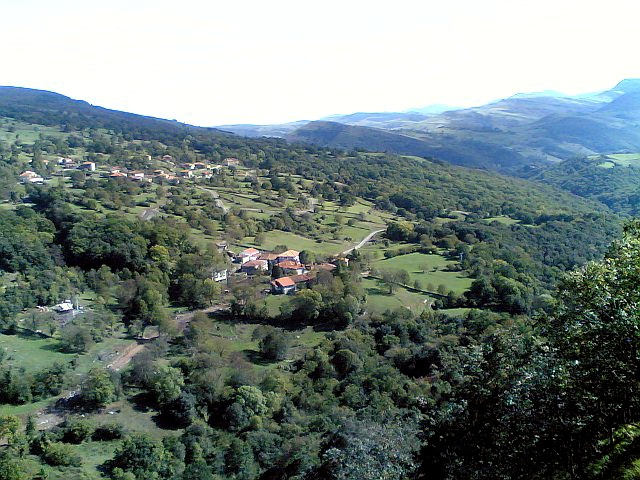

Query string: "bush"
[41, 442, 82, 466]
[59, 418, 94, 444]
[93, 423, 125, 441]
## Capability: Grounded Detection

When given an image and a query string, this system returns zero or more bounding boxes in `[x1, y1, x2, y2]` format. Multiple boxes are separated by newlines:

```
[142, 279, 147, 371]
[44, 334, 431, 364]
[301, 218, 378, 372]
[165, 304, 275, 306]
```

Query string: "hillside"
[0, 86, 221, 140]
[529, 153, 640, 215]
[0, 86, 632, 480]
[287, 120, 537, 172]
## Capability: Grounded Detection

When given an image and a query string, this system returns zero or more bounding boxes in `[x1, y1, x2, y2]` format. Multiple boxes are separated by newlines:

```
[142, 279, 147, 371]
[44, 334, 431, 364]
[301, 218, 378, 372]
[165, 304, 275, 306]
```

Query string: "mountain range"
[218, 79, 640, 175]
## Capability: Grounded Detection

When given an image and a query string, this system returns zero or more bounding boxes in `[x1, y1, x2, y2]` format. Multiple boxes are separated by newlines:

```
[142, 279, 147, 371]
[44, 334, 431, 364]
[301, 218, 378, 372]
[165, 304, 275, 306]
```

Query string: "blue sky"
[2, 0, 639, 125]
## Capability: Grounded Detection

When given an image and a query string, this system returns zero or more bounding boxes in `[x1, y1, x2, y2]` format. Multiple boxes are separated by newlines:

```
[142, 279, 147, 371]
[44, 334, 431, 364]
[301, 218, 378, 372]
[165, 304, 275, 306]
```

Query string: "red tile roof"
[242, 259, 267, 268]
[276, 261, 305, 270]
[273, 276, 295, 287]
[290, 274, 313, 284]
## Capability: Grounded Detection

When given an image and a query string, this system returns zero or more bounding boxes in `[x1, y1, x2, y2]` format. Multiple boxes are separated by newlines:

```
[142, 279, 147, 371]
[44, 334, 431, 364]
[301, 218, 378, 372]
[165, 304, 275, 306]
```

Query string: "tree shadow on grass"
[128, 391, 155, 413]
[243, 349, 279, 366]
[365, 286, 394, 296]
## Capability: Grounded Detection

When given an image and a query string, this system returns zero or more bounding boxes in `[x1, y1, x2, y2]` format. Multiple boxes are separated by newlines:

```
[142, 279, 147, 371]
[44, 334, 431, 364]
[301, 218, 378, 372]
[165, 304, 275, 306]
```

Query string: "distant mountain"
[287, 120, 534, 172]
[405, 104, 461, 115]
[320, 111, 431, 129]
[285, 79, 640, 174]
[218, 104, 463, 138]
[216, 120, 308, 138]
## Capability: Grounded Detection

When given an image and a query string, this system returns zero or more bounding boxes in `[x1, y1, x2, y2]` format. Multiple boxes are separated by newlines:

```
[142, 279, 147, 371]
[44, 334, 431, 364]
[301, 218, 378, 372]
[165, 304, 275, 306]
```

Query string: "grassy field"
[596, 153, 640, 168]
[373, 252, 472, 294]
[0, 119, 64, 144]
[265, 294, 290, 317]
[483, 216, 520, 225]
[0, 330, 136, 418]
[363, 278, 432, 313]
[439, 307, 475, 318]
[0, 332, 71, 371]
[197, 313, 325, 368]
[239, 231, 347, 256]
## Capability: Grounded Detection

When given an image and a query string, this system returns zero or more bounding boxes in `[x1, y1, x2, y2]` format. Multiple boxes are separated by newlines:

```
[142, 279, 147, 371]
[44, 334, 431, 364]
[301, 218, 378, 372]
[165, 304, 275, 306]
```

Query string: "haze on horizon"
[3, 0, 639, 126]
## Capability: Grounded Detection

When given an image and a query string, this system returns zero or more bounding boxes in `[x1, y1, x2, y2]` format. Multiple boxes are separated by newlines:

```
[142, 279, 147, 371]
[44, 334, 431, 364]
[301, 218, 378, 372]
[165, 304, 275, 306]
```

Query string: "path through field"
[341, 229, 385, 255]
[107, 343, 146, 371]
[198, 186, 229, 213]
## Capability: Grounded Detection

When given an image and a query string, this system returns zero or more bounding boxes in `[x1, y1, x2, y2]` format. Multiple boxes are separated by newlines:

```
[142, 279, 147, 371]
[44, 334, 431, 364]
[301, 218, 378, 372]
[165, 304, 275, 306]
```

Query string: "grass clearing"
[363, 278, 432, 313]
[240, 231, 346, 256]
[484, 216, 520, 225]
[440, 307, 475, 318]
[596, 153, 640, 168]
[0, 332, 71, 371]
[374, 252, 472, 294]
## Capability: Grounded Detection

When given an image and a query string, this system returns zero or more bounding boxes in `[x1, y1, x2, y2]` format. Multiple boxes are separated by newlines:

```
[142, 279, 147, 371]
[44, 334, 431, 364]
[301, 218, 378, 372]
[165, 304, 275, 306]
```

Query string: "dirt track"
[107, 343, 146, 371]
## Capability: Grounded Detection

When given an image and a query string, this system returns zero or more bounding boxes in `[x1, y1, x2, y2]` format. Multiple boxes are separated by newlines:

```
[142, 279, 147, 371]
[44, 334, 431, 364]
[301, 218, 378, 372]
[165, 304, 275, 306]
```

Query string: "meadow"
[373, 252, 473, 294]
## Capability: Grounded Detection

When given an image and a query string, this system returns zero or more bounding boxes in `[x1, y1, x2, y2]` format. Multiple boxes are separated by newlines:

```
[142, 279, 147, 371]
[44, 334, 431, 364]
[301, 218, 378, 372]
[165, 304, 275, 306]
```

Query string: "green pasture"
[363, 278, 432, 313]
[0, 332, 71, 371]
[240, 231, 347, 256]
[374, 252, 472, 294]
[597, 153, 640, 168]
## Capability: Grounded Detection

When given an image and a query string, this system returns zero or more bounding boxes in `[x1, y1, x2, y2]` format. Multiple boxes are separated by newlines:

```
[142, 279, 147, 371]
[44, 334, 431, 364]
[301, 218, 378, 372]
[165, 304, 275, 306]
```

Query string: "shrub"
[59, 418, 94, 444]
[41, 442, 82, 467]
[93, 423, 125, 441]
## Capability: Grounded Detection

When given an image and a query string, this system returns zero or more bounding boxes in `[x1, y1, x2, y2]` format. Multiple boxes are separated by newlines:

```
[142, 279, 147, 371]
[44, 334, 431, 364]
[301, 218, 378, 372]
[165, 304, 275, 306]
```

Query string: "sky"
[2, 0, 639, 126]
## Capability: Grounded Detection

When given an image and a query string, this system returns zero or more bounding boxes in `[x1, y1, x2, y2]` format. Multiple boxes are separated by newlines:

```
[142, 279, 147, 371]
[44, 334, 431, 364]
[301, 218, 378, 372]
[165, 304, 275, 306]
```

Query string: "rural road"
[107, 343, 146, 371]
[198, 187, 229, 213]
[341, 229, 385, 255]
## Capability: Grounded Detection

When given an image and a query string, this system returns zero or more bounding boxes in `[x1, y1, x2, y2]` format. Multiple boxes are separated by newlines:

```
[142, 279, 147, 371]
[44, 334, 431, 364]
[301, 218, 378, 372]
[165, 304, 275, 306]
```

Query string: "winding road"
[341, 229, 385, 256]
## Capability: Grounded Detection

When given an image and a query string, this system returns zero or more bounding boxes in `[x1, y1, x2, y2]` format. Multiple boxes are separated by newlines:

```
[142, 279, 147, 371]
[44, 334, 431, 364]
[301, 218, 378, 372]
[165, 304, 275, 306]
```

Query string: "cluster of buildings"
[235, 247, 340, 295]
[21, 155, 244, 187]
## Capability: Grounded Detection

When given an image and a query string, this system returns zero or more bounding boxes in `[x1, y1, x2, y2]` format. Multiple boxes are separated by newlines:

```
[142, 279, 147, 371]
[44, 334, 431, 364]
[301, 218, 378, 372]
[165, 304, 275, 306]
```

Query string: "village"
[19, 154, 242, 186]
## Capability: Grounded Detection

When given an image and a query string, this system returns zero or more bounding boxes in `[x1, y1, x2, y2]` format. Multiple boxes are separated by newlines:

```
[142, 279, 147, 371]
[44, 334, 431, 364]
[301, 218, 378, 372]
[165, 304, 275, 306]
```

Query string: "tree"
[150, 366, 184, 406]
[380, 270, 398, 294]
[0, 454, 27, 480]
[82, 368, 116, 409]
[110, 434, 167, 478]
[259, 328, 290, 361]
[543, 220, 640, 473]
[311, 418, 420, 480]
[60, 324, 94, 353]
[0, 416, 20, 444]
[290, 289, 323, 321]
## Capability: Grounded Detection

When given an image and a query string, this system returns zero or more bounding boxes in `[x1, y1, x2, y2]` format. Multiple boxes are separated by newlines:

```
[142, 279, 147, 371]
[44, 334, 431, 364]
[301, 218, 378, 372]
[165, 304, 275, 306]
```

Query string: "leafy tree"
[109, 434, 167, 479]
[0, 453, 27, 480]
[81, 368, 116, 409]
[150, 366, 184, 406]
[59, 324, 94, 353]
[259, 328, 291, 361]
[41, 442, 81, 467]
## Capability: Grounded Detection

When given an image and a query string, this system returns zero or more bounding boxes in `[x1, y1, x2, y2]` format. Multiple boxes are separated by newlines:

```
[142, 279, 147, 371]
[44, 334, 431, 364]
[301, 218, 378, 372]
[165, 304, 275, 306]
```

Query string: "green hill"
[529, 154, 640, 215]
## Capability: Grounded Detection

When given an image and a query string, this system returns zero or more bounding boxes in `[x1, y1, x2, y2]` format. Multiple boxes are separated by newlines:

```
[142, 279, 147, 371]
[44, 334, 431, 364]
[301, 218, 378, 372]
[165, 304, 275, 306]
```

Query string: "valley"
[0, 85, 637, 479]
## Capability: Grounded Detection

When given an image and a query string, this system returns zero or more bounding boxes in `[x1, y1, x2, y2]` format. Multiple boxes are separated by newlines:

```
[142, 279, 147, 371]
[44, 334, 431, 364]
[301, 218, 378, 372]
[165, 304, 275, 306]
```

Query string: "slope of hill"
[0, 85, 630, 480]
[529, 154, 640, 215]
[0, 86, 219, 139]
[287, 120, 537, 172]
